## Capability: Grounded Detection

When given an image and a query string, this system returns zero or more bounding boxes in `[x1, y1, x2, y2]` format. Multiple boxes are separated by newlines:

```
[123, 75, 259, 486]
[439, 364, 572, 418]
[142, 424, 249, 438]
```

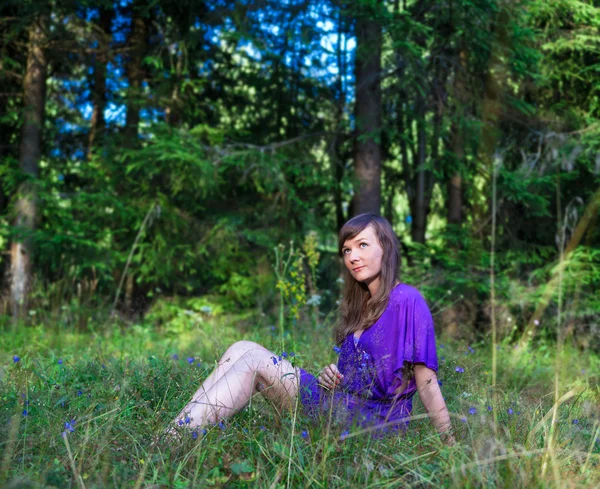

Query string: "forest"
[0, 0, 599, 487]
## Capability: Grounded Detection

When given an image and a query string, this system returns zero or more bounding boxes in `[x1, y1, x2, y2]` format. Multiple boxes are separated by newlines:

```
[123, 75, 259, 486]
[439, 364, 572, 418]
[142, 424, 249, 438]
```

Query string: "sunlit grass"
[0, 308, 599, 488]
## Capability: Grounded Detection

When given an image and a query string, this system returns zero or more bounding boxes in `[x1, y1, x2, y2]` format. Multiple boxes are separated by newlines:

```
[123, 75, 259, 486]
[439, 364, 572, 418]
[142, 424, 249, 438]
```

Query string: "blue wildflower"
[196, 363, 202, 368]
[13, 355, 20, 363]
[281, 352, 288, 358]
[192, 431, 198, 440]
[172, 354, 179, 360]
[487, 406, 492, 411]
[460, 417, 467, 423]
[272, 357, 278, 365]
[187, 357, 194, 364]
[301, 431, 308, 439]
[259, 426, 266, 431]
[64, 420, 75, 432]
[572, 419, 579, 425]
[290, 352, 295, 357]
[333, 346, 342, 354]
[202, 429, 207, 435]
[455, 366, 464, 373]
[185, 416, 191, 425]
[58, 359, 63, 365]
[178, 419, 184, 426]
[218, 421, 225, 430]
[77, 391, 82, 397]
[22, 409, 28, 417]
[468, 346, 475, 354]
[340, 430, 350, 440]
[469, 407, 477, 415]
[508, 408, 514, 415]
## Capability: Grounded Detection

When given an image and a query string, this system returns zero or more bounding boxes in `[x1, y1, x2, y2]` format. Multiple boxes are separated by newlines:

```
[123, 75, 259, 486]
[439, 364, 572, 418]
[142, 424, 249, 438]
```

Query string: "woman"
[171, 214, 454, 443]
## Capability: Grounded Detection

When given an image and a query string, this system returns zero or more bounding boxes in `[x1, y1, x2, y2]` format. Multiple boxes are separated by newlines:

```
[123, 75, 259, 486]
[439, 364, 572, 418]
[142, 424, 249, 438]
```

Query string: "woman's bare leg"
[172, 341, 273, 425]
[172, 348, 298, 430]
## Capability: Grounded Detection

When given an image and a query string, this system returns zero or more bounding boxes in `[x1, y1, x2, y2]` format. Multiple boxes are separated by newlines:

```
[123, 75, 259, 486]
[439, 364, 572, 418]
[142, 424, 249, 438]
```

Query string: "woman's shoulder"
[388, 283, 428, 308]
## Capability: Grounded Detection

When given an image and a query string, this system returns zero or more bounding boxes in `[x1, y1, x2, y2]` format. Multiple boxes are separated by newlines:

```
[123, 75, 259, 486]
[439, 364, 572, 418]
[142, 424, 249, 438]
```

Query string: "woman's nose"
[348, 249, 360, 262]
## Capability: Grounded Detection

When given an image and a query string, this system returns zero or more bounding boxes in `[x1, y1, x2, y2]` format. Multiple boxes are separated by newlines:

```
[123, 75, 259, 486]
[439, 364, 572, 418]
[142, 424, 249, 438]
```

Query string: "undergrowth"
[0, 305, 599, 488]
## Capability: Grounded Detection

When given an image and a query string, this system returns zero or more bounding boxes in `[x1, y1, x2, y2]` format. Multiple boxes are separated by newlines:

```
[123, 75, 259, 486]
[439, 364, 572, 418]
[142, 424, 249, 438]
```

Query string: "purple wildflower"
[178, 419, 184, 426]
[192, 431, 198, 440]
[187, 357, 194, 364]
[487, 406, 492, 411]
[469, 407, 477, 415]
[171, 354, 179, 361]
[290, 352, 295, 357]
[460, 417, 467, 423]
[281, 352, 288, 358]
[184, 416, 191, 425]
[64, 419, 75, 433]
[196, 363, 201, 368]
[508, 408, 514, 415]
[572, 419, 579, 425]
[218, 421, 225, 430]
[77, 391, 82, 397]
[272, 357, 278, 365]
[259, 426, 266, 431]
[58, 359, 63, 365]
[455, 366, 464, 373]
[340, 430, 349, 440]
[13, 355, 20, 363]
[22, 409, 28, 416]
[301, 430, 308, 439]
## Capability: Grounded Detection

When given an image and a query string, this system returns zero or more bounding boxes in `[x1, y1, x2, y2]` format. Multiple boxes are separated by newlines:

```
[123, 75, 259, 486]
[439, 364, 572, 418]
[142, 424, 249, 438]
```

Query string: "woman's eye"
[360, 243, 367, 248]
[343, 249, 350, 254]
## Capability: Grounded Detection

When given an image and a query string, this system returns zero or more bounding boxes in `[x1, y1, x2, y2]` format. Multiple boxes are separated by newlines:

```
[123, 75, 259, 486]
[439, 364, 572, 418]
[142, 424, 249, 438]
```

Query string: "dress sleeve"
[395, 292, 438, 373]
[375, 289, 438, 398]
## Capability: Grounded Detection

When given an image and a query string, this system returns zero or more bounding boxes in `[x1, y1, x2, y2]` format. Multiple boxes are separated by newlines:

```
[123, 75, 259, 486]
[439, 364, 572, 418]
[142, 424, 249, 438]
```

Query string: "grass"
[0, 304, 599, 489]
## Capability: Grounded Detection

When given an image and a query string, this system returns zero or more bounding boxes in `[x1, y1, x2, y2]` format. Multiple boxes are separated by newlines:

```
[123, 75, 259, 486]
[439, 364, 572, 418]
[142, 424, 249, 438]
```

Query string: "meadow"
[1, 297, 598, 489]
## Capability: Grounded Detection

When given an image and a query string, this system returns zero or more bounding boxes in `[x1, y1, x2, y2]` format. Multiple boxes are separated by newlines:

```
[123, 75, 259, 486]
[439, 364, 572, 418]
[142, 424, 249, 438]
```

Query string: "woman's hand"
[317, 364, 344, 390]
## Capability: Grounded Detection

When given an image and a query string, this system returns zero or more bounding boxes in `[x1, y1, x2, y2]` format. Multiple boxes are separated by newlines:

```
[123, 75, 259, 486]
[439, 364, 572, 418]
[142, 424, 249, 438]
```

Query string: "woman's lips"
[353, 266, 365, 272]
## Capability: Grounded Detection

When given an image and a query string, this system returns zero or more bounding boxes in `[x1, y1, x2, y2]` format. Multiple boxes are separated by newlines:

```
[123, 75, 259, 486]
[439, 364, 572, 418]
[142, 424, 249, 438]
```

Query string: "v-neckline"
[351, 282, 402, 348]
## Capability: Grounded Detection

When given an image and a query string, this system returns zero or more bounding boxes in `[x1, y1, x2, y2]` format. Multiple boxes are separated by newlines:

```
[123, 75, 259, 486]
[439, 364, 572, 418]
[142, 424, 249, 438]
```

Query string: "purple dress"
[298, 283, 438, 433]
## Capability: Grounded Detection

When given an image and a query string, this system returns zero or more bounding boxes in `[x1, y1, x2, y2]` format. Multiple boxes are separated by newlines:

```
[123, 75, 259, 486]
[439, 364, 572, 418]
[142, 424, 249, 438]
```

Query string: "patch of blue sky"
[105, 102, 126, 126]
[55, 118, 86, 135]
[140, 107, 165, 124]
[80, 102, 94, 121]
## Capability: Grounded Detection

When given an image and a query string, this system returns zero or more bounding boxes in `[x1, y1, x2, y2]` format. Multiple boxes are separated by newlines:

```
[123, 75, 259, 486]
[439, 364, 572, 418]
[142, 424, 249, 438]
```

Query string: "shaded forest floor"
[0, 300, 599, 489]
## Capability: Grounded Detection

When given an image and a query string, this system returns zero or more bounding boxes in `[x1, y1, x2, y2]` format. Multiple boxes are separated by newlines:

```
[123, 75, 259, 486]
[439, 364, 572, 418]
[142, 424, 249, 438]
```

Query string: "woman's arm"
[414, 364, 455, 445]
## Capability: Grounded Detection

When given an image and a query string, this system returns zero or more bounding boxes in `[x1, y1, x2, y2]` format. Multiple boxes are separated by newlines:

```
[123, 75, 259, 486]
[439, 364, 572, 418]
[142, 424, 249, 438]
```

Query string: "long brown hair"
[335, 213, 400, 344]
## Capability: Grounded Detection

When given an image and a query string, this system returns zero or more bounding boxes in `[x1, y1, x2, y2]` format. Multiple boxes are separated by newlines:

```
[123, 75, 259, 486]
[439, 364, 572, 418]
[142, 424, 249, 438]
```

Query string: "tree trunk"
[411, 92, 428, 243]
[87, 6, 113, 158]
[10, 17, 48, 318]
[448, 49, 468, 226]
[353, 5, 382, 216]
[124, 3, 146, 145]
[331, 4, 348, 231]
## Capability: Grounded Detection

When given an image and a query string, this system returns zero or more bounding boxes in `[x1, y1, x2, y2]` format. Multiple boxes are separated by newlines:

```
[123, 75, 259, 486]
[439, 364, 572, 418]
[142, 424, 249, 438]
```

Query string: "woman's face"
[341, 224, 384, 294]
